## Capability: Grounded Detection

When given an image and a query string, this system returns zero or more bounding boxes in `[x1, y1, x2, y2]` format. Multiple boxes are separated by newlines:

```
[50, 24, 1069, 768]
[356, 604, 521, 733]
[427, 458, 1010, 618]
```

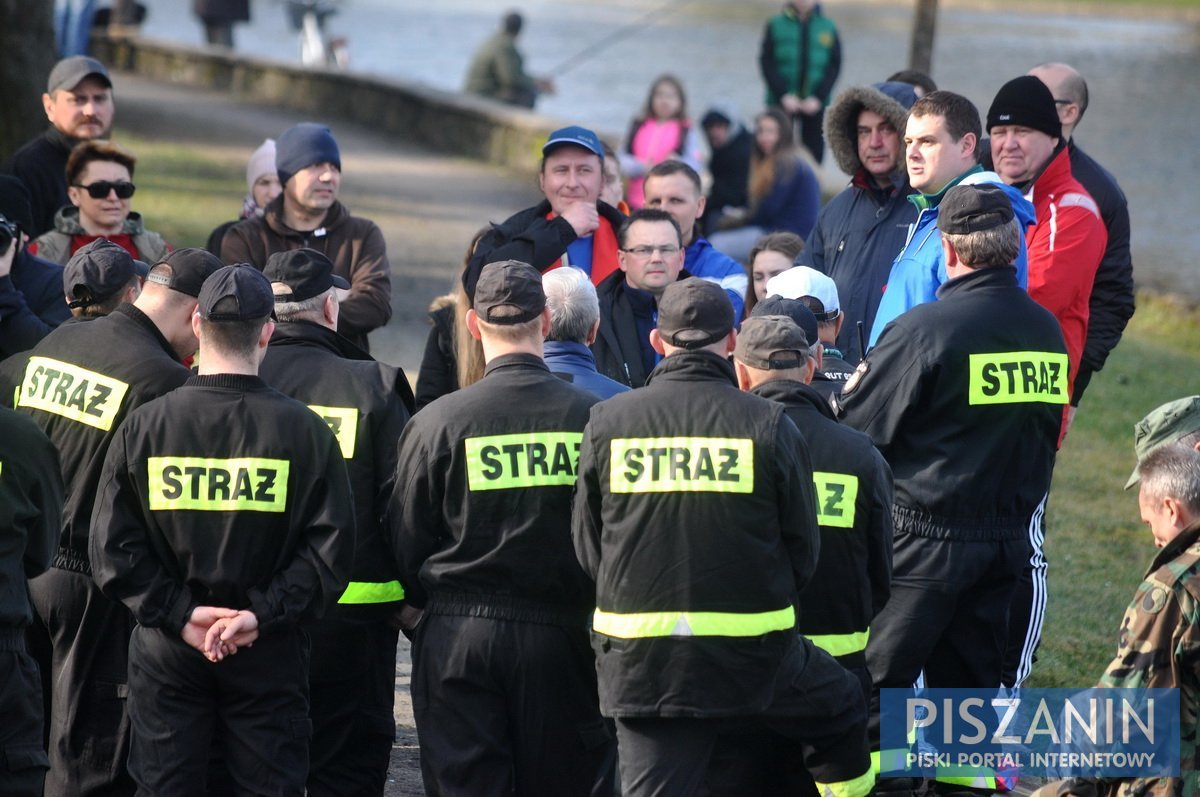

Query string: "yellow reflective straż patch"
[813, 471, 858, 528]
[147, 456, 290, 512]
[463, 432, 583, 491]
[17, 356, 129, 431]
[308, 405, 358, 459]
[609, 437, 754, 493]
[968, 351, 1069, 405]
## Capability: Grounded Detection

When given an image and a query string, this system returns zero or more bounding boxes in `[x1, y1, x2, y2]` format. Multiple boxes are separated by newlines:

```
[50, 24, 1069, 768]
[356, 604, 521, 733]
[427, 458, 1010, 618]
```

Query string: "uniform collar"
[113, 303, 184, 363]
[483, 352, 550, 376]
[646, 349, 737, 387]
[269, 320, 372, 361]
[1146, 519, 1200, 577]
[935, 265, 1018, 300]
[186, 373, 269, 391]
[750, 378, 836, 420]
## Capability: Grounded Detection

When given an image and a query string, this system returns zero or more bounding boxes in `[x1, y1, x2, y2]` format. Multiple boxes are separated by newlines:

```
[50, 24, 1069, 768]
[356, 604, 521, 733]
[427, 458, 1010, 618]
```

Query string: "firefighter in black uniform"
[837, 184, 1067, 793]
[571, 277, 873, 797]
[90, 265, 355, 795]
[258, 248, 412, 796]
[390, 260, 615, 797]
[0, 408, 63, 796]
[1, 247, 222, 797]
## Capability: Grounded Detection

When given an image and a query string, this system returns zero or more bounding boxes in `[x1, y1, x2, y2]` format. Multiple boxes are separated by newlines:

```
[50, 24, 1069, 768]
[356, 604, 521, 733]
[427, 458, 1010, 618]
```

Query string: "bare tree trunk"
[909, 0, 938, 76]
[0, 0, 56, 158]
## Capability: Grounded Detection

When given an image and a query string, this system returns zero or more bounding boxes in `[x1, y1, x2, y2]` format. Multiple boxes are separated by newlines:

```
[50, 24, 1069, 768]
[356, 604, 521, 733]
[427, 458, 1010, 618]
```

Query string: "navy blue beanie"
[276, 123, 341, 186]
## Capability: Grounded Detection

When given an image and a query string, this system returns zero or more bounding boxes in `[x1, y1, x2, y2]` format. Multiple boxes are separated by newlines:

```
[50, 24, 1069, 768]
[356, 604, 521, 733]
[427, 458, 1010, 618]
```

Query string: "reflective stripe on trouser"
[815, 765, 875, 797]
[807, 628, 869, 658]
[592, 606, 795, 638]
[337, 580, 405, 604]
[936, 770, 998, 790]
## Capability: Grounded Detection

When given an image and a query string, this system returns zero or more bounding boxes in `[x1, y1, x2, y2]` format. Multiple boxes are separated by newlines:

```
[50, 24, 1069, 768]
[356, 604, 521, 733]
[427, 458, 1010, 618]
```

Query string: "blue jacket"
[867, 171, 1034, 349]
[0, 249, 70, 358]
[750, 157, 821, 241]
[544, 341, 630, 401]
[685, 237, 748, 319]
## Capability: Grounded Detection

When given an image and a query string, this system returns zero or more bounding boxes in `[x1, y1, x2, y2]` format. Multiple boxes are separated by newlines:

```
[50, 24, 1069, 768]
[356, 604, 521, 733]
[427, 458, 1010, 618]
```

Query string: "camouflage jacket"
[1047, 521, 1200, 797]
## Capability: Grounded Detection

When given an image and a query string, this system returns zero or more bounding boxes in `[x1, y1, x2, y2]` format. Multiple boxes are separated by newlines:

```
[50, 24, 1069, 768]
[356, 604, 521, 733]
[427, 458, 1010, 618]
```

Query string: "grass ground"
[1033, 292, 1200, 687]
[118, 131, 243, 249]
[123, 127, 1200, 691]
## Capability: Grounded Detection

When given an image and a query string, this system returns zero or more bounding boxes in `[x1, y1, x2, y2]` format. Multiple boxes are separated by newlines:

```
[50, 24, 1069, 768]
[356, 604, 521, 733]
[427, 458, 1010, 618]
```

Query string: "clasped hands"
[181, 606, 260, 663]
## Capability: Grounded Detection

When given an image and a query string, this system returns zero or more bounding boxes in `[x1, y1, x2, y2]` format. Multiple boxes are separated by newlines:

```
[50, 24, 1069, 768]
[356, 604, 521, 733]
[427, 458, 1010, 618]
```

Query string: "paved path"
[117, 73, 541, 377]
[116, 72, 543, 795]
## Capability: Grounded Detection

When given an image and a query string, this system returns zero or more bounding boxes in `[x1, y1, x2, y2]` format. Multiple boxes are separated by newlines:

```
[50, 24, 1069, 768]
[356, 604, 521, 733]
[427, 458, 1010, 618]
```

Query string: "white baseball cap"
[765, 266, 840, 320]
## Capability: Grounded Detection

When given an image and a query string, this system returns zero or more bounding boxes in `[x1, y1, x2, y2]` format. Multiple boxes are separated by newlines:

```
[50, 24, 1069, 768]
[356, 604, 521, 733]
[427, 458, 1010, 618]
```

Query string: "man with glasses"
[3, 56, 116, 237]
[592, 208, 688, 388]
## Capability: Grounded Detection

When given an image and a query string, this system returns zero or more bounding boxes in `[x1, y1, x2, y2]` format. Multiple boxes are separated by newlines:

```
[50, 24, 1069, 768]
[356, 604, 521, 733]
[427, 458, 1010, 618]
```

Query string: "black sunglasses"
[73, 180, 136, 199]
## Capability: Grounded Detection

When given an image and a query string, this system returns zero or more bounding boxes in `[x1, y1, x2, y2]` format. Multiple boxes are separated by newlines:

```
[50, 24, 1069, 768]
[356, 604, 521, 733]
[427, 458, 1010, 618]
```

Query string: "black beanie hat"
[986, 76, 1061, 140]
[276, 123, 341, 186]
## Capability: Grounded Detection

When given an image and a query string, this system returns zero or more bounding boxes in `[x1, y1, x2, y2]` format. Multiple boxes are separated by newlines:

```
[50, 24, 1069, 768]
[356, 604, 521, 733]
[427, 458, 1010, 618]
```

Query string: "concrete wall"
[94, 35, 578, 174]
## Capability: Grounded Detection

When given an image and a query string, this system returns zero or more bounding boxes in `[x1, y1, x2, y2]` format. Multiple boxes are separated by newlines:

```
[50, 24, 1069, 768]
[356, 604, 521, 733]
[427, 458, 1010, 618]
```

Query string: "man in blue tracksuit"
[867, 91, 1035, 350]
[643, 161, 748, 318]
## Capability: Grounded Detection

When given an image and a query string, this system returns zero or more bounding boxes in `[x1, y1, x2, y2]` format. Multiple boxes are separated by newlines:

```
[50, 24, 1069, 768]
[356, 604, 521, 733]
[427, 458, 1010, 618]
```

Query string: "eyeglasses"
[73, 180, 136, 199]
[621, 245, 681, 258]
[1053, 99, 1073, 107]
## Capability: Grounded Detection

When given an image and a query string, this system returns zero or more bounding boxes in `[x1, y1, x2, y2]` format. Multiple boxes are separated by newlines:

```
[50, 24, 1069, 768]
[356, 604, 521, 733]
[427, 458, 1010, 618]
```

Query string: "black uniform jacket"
[837, 267, 1067, 541]
[572, 351, 820, 717]
[91, 374, 355, 637]
[259, 320, 412, 620]
[3, 127, 74, 237]
[391, 353, 599, 621]
[1, 305, 192, 574]
[463, 199, 626, 298]
[751, 378, 892, 665]
[0, 408, 63, 628]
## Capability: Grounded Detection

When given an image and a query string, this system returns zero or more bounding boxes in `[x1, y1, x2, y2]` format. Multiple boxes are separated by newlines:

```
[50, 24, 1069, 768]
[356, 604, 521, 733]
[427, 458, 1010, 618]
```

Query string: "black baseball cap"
[751, 296, 819, 349]
[657, 277, 734, 349]
[263, 248, 349, 302]
[47, 56, 112, 94]
[145, 248, 224, 297]
[939, 184, 1015, 235]
[473, 260, 545, 324]
[62, 239, 141, 309]
[734, 315, 810, 370]
[198, 265, 275, 321]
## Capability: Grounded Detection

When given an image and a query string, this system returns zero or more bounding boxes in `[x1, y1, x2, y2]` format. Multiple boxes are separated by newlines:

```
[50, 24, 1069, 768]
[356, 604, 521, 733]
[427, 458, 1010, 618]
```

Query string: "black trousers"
[0, 631, 49, 797]
[410, 613, 615, 797]
[620, 636, 870, 797]
[793, 109, 826, 164]
[126, 625, 311, 796]
[866, 531, 1027, 749]
[307, 617, 399, 797]
[28, 566, 136, 797]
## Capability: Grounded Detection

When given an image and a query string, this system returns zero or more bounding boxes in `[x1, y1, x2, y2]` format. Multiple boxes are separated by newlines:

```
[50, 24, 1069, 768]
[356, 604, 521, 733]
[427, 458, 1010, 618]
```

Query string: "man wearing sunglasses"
[3, 56, 116, 237]
[30, 141, 169, 267]
[592, 208, 690, 388]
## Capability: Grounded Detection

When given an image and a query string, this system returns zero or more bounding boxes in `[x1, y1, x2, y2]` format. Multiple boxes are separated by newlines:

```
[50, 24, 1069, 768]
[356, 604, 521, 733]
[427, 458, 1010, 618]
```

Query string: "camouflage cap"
[1126, 395, 1200, 489]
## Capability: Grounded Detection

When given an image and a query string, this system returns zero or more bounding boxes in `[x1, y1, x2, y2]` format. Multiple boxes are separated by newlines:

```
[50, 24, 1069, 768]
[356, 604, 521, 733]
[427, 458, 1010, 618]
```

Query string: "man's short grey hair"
[941, 217, 1021, 269]
[1138, 445, 1200, 515]
[272, 286, 333, 323]
[543, 267, 599, 344]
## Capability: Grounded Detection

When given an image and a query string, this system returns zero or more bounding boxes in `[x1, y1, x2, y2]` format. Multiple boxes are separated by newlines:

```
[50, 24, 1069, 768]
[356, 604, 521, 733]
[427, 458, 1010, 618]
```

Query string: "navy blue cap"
[751, 296, 820, 349]
[542, 126, 604, 159]
[198, 265, 275, 321]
